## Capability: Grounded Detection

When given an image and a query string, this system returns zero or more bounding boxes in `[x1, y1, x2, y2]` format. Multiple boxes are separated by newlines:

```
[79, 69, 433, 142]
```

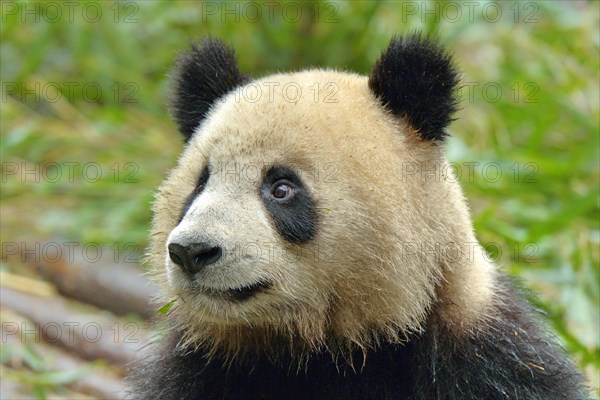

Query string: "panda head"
[151, 34, 495, 355]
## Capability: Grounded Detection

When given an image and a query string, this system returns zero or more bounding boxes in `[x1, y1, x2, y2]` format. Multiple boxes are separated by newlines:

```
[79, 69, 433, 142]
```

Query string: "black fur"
[260, 166, 318, 244]
[178, 164, 211, 222]
[170, 38, 250, 142]
[368, 33, 460, 141]
[127, 276, 588, 399]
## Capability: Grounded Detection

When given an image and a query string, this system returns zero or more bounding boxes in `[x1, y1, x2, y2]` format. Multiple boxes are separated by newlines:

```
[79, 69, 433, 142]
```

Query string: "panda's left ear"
[368, 33, 460, 141]
[170, 37, 250, 142]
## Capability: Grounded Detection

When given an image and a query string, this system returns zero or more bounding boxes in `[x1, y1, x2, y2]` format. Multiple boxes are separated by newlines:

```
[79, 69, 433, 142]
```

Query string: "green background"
[1, 0, 598, 396]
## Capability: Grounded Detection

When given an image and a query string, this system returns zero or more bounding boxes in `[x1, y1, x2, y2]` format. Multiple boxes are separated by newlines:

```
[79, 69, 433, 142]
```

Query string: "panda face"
[150, 37, 496, 350]
[154, 71, 442, 344]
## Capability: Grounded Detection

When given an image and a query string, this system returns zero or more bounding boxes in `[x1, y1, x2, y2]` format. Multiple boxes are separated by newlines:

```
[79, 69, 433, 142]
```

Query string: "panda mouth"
[203, 281, 272, 302]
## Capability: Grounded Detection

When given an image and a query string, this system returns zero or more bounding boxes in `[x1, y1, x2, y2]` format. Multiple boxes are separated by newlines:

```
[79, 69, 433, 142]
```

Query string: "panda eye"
[271, 180, 294, 200]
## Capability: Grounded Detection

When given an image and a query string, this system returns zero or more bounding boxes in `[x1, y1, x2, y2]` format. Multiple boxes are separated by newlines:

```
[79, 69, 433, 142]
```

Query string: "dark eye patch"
[178, 164, 210, 223]
[260, 166, 318, 244]
[194, 165, 211, 194]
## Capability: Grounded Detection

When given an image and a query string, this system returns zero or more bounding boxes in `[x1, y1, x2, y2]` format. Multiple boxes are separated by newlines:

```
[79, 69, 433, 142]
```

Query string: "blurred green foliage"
[1, 340, 95, 399]
[1, 0, 598, 395]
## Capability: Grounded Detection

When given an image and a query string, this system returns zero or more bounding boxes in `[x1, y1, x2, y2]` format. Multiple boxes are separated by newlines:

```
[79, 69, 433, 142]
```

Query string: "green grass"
[1, 0, 598, 396]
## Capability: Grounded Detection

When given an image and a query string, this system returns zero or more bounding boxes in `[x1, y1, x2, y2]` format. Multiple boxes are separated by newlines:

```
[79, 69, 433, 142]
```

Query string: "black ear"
[170, 38, 250, 142]
[368, 33, 460, 141]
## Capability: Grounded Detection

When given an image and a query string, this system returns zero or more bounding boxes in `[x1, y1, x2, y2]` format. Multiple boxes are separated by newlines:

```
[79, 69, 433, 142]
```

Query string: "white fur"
[149, 70, 496, 356]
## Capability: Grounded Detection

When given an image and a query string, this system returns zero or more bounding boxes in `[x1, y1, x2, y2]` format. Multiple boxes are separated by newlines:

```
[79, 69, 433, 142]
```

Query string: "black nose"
[168, 242, 222, 275]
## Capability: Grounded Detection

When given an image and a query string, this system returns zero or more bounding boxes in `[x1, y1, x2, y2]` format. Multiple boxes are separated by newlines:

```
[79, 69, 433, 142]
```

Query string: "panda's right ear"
[169, 38, 250, 142]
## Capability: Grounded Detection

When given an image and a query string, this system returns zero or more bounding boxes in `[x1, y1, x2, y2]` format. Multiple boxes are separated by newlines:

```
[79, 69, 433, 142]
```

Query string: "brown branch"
[22, 242, 159, 319]
[1, 287, 149, 366]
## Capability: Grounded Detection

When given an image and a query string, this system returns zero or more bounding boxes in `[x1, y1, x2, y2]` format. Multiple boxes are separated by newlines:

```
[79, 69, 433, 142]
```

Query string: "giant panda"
[128, 34, 589, 399]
